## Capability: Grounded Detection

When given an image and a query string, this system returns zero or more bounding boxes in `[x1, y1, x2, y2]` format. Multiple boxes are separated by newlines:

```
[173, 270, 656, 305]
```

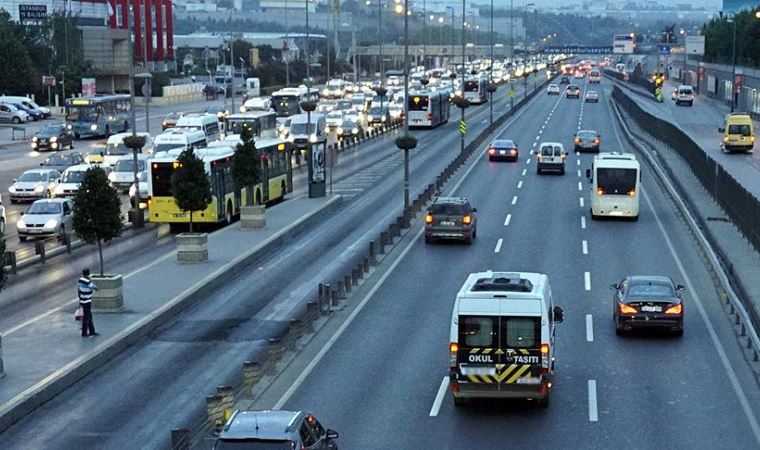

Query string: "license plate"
[515, 376, 541, 385]
[461, 366, 496, 376]
[641, 305, 662, 312]
[28, 229, 44, 234]
[440, 221, 455, 226]
[499, 150, 506, 155]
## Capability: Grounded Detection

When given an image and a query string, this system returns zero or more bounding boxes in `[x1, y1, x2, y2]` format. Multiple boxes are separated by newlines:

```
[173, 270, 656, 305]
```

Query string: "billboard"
[81, 78, 96, 97]
[613, 35, 634, 54]
[685, 36, 705, 56]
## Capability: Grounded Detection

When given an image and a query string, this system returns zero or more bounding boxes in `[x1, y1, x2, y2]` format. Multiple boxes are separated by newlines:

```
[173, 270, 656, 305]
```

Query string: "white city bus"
[463, 75, 488, 104]
[586, 152, 641, 220]
[408, 91, 450, 128]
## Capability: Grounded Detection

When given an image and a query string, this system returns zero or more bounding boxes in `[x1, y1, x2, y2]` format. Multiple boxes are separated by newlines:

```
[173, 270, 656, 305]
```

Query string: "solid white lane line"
[517, 180, 523, 189]
[584, 272, 591, 291]
[504, 214, 512, 226]
[511, 196, 518, 205]
[522, 169, 527, 176]
[588, 380, 599, 422]
[586, 314, 594, 342]
[494, 238, 503, 253]
[578, 181, 582, 191]
[582, 240, 588, 255]
[581, 216, 587, 229]
[580, 197, 585, 207]
[429, 377, 450, 417]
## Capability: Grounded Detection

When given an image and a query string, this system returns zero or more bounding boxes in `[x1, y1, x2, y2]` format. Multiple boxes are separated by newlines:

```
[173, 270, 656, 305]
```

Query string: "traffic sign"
[42, 75, 56, 87]
[459, 120, 467, 135]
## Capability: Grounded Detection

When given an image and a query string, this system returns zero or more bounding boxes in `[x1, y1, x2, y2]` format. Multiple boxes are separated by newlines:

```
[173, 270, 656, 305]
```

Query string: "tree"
[72, 168, 123, 276]
[171, 149, 212, 233]
[231, 126, 261, 206]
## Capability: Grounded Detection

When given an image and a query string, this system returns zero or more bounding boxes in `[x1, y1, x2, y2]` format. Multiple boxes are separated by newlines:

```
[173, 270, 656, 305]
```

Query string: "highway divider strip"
[169, 75, 555, 449]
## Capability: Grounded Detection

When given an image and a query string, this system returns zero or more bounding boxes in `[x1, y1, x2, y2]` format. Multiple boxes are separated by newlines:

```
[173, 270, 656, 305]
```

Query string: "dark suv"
[214, 410, 339, 449]
[424, 197, 477, 244]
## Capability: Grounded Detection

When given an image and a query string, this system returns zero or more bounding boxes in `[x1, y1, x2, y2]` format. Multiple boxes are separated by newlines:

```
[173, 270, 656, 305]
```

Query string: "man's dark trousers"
[81, 302, 95, 337]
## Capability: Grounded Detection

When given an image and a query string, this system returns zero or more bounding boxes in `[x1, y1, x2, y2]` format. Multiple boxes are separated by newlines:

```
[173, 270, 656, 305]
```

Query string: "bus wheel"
[225, 201, 233, 225]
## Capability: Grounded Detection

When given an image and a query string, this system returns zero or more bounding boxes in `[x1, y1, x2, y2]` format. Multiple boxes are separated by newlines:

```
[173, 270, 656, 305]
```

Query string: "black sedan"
[487, 139, 519, 162]
[612, 275, 685, 336]
[31, 124, 74, 151]
[39, 152, 86, 172]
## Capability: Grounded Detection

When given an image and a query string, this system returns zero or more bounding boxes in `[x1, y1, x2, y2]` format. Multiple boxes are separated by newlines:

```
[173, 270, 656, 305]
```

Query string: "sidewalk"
[0, 193, 341, 432]
[613, 77, 760, 199]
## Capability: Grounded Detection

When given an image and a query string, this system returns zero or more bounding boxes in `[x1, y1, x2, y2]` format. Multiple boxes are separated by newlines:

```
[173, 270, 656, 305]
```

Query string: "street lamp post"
[679, 29, 687, 83]
[306, 0, 310, 83]
[461, 0, 466, 155]
[510, 0, 514, 57]
[394, 0, 417, 211]
[446, 6, 455, 68]
[730, 18, 737, 112]
[489, 0, 494, 124]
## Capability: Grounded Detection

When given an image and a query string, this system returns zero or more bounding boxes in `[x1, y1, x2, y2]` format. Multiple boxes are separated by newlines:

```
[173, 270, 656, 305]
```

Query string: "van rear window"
[728, 124, 751, 136]
[430, 203, 465, 215]
[460, 317, 495, 347]
[505, 318, 539, 348]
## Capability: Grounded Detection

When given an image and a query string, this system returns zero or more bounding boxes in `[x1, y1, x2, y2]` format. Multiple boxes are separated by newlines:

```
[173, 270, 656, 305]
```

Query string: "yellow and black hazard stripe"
[465, 364, 534, 384]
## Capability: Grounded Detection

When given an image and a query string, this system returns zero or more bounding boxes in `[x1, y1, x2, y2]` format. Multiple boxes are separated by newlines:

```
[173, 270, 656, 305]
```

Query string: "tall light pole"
[510, 0, 514, 57]
[395, 0, 417, 211]
[679, 28, 687, 83]
[446, 6, 455, 69]
[730, 18, 737, 112]
[306, 0, 311, 83]
[422, 0, 426, 70]
[285, 0, 290, 86]
[461, 0, 466, 155]
[489, 0, 494, 124]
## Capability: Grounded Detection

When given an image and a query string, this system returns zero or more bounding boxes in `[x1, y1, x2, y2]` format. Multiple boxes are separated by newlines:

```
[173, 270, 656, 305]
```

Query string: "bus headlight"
[309, 134, 318, 143]
[337, 127, 344, 135]
[90, 124, 98, 131]
[352, 127, 359, 135]
[240, 106, 246, 113]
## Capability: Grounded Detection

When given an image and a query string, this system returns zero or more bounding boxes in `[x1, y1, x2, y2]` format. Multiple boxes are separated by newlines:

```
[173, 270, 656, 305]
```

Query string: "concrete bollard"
[369, 241, 376, 264]
[351, 267, 359, 286]
[206, 393, 225, 426]
[0, 334, 4, 378]
[240, 205, 266, 230]
[287, 319, 302, 349]
[305, 302, 318, 333]
[337, 281, 345, 298]
[242, 361, 262, 397]
[344, 275, 352, 293]
[4, 251, 16, 275]
[379, 232, 388, 252]
[63, 232, 71, 253]
[266, 338, 283, 375]
[330, 289, 338, 308]
[363, 257, 370, 274]
[216, 385, 235, 424]
[171, 428, 191, 450]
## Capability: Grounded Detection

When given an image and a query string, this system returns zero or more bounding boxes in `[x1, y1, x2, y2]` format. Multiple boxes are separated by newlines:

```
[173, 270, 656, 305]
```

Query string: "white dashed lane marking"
[588, 380, 598, 422]
[494, 238, 503, 253]
[581, 216, 587, 229]
[582, 240, 588, 255]
[586, 314, 594, 342]
[504, 214, 512, 226]
[511, 196, 518, 205]
[580, 197, 585, 208]
[584, 271, 591, 291]
[517, 180, 523, 189]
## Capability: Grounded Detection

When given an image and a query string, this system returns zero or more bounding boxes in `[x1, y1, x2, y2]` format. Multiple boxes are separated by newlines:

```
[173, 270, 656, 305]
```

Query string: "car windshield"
[154, 143, 186, 153]
[113, 159, 146, 172]
[214, 439, 294, 449]
[627, 281, 675, 299]
[578, 131, 597, 139]
[494, 140, 516, 149]
[62, 170, 86, 183]
[44, 155, 69, 165]
[728, 124, 751, 136]
[105, 143, 130, 155]
[289, 123, 311, 135]
[27, 201, 61, 215]
[430, 203, 465, 215]
[18, 172, 47, 182]
[37, 126, 62, 136]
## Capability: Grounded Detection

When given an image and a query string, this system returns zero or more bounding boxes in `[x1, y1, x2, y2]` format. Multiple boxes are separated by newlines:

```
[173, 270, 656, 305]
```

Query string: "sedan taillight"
[462, 215, 472, 225]
[665, 304, 683, 315]
[619, 304, 638, 314]
[425, 213, 433, 224]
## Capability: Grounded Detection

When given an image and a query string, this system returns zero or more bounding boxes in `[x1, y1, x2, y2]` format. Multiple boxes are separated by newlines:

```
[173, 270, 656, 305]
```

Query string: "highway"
[0, 76, 546, 448]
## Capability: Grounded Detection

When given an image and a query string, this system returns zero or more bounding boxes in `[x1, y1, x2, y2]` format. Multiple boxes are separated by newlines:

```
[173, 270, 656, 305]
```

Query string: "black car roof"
[628, 275, 673, 285]
[221, 410, 302, 440]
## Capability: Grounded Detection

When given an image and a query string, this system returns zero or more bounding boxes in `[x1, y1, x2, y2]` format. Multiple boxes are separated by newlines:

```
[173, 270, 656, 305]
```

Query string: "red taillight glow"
[593, 138, 600, 145]
[427, 113, 433, 120]
[596, 188, 605, 196]
[627, 189, 636, 197]
[425, 213, 433, 224]
[665, 304, 683, 315]
[619, 304, 638, 314]
[488, 148, 496, 155]
[540, 344, 549, 355]
[462, 215, 472, 225]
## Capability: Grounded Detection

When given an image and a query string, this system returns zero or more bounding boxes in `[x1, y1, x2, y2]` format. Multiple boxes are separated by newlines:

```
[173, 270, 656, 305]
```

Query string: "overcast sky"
[423, 0, 722, 11]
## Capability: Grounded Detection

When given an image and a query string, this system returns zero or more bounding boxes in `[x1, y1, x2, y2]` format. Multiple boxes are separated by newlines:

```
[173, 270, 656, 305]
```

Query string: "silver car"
[8, 169, 61, 203]
[16, 198, 74, 242]
[0, 103, 30, 124]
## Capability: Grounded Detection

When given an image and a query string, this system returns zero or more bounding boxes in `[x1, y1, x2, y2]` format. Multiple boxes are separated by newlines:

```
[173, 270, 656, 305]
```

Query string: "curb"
[0, 195, 343, 434]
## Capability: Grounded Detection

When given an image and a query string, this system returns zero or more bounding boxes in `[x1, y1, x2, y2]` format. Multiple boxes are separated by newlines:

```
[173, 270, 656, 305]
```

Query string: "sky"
[417, 0, 723, 11]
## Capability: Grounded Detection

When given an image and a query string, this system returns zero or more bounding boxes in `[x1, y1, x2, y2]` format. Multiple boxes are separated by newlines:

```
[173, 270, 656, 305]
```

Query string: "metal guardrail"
[610, 89, 760, 371]
[0, 124, 27, 141]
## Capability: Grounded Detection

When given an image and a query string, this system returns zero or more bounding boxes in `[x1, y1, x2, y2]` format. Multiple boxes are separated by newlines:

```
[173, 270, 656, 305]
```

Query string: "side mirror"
[718, 127, 725, 133]
[585, 168, 591, 179]
[610, 283, 618, 290]
[676, 284, 686, 291]
[12, 178, 16, 183]
[326, 429, 339, 440]
[471, 207, 478, 212]
[553, 306, 564, 323]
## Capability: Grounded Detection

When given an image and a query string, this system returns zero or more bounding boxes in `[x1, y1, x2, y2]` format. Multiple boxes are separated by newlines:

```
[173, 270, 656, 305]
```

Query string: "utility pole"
[306, 0, 310, 83]
[461, 0, 465, 155]
[489, 0, 493, 124]
[230, 40, 236, 114]
[285, 0, 290, 86]
[423, 0, 426, 70]
[510, 0, 514, 57]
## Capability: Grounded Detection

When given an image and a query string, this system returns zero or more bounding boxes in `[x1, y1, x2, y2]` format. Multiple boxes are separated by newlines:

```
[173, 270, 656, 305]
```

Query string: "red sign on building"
[108, 0, 174, 63]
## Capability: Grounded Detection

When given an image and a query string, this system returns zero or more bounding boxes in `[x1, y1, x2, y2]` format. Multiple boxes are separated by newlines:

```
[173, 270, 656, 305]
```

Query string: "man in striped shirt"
[78, 268, 99, 338]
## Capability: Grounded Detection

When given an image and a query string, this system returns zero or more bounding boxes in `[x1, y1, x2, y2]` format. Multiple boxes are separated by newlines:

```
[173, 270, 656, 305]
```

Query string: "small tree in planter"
[72, 167, 125, 311]
[171, 148, 212, 234]
[232, 127, 266, 229]
[72, 167, 123, 276]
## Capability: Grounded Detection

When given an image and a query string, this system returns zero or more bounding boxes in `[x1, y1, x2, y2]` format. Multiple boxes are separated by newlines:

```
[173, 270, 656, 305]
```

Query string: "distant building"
[722, 0, 759, 13]
[0, 0, 109, 25]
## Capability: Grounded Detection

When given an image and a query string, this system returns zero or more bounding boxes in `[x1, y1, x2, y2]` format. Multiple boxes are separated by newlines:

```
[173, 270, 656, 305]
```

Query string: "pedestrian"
[78, 268, 99, 338]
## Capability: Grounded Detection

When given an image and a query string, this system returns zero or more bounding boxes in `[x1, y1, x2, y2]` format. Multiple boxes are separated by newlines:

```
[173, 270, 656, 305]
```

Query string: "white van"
[152, 129, 207, 155]
[102, 132, 152, 167]
[174, 113, 220, 142]
[53, 164, 107, 197]
[449, 271, 564, 407]
[288, 113, 327, 151]
[0, 95, 52, 118]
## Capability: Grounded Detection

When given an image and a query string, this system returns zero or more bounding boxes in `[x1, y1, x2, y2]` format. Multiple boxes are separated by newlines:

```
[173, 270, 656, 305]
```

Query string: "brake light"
[593, 138, 599, 145]
[541, 343, 549, 355]
[510, 149, 517, 156]
[462, 215, 472, 225]
[541, 343, 550, 373]
[665, 304, 683, 315]
[627, 189, 636, 197]
[575, 137, 581, 144]
[427, 113, 432, 120]
[425, 213, 433, 224]
[450, 342, 459, 367]
[488, 147, 496, 155]
[596, 188, 604, 196]
[619, 304, 638, 314]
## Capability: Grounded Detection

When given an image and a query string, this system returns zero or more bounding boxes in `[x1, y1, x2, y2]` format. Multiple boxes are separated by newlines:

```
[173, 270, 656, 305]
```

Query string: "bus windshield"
[65, 106, 98, 122]
[597, 168, 637, 195]
[105, 143, 130, 156]
[409, 96, 430, 111]
[464, 80, 479, 91]
[227, 119, 257, 135]
[151, 162, 175, 196]
[271, 95, 301, 117]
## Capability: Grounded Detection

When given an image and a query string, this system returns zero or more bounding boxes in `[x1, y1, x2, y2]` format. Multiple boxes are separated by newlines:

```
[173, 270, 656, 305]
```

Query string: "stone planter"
[91, 274, 124, 313]
[240, 205, 266, 230]
[177, 233, 208, 264]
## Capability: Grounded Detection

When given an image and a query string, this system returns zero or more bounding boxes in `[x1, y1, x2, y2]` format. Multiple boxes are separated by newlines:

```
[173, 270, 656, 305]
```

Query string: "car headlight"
[137, 172, 143, 179]
[51, 143, 58, 148]
[34, 185, 44, 193]
[337, 127, 344, 135]
[90, 124, 98, 131]
[50, 136, 58, 142]
[309, 134, 318, 143]
[44, 218, 59, 229]
[288, 135, 295, 143]
[368, 115, 374, 121]
[17, 219, 26, 230]
[66, 124, 72, 130]
[381, 116, 387, 122]
[31, 142, 37, 148]
[352, 127, 359, 135]
[32, 136, 38, 142]
[9, 186, 16, 193]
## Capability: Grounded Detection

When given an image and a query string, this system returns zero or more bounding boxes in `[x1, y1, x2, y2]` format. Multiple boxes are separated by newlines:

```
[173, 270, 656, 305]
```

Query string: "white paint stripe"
[494, 238, 503, 253]
[517, 180, 523, 189]
[588, 380, 598, 422]
[504, 214, 512, 226]
[586, 314, 594, 342]
[429, 377, 450, 417]
[582, 240, 588, 255]
[580, 197, 585, 208]
[581, 216, 586, 229]
[511, 196, 518, 205]
[584, 271, 591, 291]
[577, 159, 580, 166]
[522, 169, 527, 176]
[578, 181, 582, 191]
[577, 169, 582, 177]
[526, 158, 531, 165]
